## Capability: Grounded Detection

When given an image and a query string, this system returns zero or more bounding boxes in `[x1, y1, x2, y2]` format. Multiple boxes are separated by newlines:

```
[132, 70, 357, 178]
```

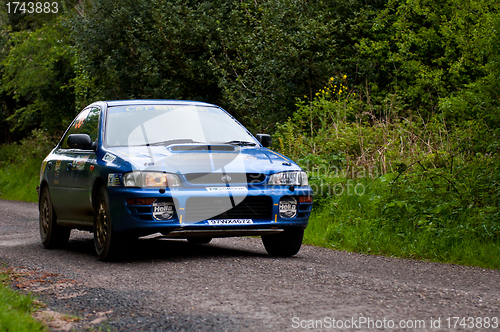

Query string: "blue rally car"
[38, 100, 313, 260]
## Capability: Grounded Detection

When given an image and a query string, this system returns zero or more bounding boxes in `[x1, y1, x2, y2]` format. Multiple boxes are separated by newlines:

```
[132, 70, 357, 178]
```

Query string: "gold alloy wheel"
[39, 187, 71, 248]
[40, 194, 50, 240]
[96, 198, 108, 249]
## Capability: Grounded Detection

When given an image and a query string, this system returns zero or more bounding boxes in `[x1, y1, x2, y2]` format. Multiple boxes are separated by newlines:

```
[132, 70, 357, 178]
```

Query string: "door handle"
[67, 163, 73, 171]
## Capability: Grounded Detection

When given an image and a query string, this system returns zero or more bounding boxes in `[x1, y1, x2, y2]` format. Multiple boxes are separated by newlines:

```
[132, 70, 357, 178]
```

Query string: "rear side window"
[61, 107, 100, 149]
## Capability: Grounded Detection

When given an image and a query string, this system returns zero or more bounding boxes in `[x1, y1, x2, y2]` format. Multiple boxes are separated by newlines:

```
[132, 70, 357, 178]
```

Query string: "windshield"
[105, 105, 258, 147]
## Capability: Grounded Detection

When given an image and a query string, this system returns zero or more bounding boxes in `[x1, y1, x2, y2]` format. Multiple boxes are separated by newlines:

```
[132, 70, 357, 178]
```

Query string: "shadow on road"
[60, 234, 272, 263]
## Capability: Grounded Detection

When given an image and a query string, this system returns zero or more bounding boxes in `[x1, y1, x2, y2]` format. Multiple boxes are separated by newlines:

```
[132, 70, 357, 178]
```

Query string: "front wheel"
[39, 186, 70, 249]
[261, 229, 304, 257]
[94, 186, 122, 261]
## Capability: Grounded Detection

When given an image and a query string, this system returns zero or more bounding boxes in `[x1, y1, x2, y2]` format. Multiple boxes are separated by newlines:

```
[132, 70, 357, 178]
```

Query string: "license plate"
[207, 219, 253, 225]
[206, 186, 247, 192]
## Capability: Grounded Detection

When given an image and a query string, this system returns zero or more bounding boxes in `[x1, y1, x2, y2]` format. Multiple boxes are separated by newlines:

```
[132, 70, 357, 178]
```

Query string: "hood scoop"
[169, 144, 236, 152]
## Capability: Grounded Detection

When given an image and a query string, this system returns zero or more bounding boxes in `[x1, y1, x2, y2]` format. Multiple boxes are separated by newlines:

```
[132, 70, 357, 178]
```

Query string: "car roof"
[105, 100, 216, 107]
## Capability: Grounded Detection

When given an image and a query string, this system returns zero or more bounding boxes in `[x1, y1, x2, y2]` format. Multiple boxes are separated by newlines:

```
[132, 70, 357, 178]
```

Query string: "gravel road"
[0, 199, 499, 331]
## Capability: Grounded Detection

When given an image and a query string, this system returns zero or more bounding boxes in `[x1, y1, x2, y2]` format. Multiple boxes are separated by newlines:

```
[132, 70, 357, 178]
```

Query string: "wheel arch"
[38, 180, 49, 207]
[91, 177, 107, 212]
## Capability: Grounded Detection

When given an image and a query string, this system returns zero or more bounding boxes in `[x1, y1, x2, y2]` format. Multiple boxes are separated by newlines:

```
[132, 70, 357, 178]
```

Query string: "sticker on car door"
[75, 155, 90, 171]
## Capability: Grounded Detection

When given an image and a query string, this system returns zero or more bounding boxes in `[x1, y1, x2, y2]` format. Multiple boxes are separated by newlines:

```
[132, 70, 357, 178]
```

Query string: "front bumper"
[107, 185, 313, 236]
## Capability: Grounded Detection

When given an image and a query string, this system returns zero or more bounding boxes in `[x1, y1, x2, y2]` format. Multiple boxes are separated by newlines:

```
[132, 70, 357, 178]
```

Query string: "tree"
[356, 0, 500, 120]
[70, 0, 379, 131]
[69, 0, 222, 108]
[210, 0, 378, 129]
[0, 17, 76, 136]
[0, 1, 77, 141]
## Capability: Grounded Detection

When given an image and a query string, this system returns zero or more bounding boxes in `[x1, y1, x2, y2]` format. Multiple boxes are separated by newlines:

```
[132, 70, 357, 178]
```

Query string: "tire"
[262, 229, 304, 257]
[187, 237, 212, 244]
[94, 186, 123, 261]
[39, 186, 71, 249]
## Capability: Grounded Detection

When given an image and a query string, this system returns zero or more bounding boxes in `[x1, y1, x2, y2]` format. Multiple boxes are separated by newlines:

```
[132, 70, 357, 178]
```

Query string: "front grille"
[184, 173, 266, 185]
[185, 196, 272, 222]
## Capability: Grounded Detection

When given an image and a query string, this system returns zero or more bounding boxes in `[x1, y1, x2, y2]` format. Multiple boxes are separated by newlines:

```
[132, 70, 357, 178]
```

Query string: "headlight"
[268, 171, 308, 186]
[123, 171, 182, 188]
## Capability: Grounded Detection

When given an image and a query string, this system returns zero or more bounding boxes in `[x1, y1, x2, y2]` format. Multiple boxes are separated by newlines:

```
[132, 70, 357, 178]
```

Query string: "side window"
[80, 107, 100, 142]
[60, 107, 100, 149]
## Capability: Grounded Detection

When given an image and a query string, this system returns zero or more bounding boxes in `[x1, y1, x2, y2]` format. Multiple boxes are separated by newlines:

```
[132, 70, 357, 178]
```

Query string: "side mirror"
[256, 134, 272, 148]
[68, 134, 94, 150]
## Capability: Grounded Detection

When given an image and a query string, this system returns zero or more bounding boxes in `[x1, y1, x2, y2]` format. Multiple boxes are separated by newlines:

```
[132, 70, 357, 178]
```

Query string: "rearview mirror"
[256, 134, 272, 148]
[68, 134, 94, 150]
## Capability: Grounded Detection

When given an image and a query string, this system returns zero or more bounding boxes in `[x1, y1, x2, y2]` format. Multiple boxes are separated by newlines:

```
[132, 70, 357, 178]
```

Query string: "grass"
[0, 156, 42, 202]
[304, 176, 500, 270]
[278, 86, 500, 270]
[0, 267, 48, 332]
[0, 130, 54, 202]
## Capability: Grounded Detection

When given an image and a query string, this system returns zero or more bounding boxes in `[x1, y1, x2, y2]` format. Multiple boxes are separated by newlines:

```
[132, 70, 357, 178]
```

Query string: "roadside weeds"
[1, 263, 114, 331]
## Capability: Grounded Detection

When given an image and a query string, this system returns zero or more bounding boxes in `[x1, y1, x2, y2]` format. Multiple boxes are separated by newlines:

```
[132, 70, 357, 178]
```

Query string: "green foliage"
[294, 81, 500, 268]
[0, 130, 56, 202]
[3, 0, 498, 136]
[67, 0, 385, 131]
[0, 268, 48, 332]
[304, 163, 500, 268]
[0, 0, 62, 32]
[216, 0, 332, 123]
[211, 0, 381, 129]
[438, 3, 500, 128]
[356, 0, 500, 118]
[69, 0, 223, 109]
[0, 16, 76, 137]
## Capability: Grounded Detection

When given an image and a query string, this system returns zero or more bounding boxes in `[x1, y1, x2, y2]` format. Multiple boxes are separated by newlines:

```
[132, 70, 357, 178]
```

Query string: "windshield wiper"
[223, 140, 257, 146]
[148, 139, 204, 146]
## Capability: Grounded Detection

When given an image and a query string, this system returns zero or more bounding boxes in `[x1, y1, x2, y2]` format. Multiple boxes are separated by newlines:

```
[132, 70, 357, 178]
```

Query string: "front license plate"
[207, 219, 253, 225]
[206, 187, 247, 192]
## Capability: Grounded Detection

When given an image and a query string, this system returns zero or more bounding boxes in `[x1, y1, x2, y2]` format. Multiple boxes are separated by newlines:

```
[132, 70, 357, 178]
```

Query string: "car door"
[46, 150, 73, 219]
[50, 110, 90, 220]
[64, 107, 101, 221]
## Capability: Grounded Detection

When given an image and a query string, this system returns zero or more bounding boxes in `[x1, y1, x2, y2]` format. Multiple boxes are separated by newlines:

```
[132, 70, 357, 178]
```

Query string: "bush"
[0, 130, 56, 202]
[283, 80, 500, 268]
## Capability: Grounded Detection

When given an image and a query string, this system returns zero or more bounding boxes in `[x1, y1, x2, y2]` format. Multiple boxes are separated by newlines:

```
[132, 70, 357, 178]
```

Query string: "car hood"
[105, 145, 301, 174]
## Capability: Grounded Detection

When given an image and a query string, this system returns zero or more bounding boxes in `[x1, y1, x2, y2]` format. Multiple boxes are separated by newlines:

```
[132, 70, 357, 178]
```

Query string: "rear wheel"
[94, 186, 123, 261]
[39, 186, 71, 248]
[262, 229, 304, 257]
[187, 237, 212, 244]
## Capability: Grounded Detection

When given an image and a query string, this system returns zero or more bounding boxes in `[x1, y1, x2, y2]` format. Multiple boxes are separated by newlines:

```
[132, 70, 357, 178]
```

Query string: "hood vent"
[169, 144, 236, 152]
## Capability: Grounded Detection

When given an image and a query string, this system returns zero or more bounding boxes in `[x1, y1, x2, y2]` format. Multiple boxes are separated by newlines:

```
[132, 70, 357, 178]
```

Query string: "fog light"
[279, 196, 297, 218]
[152, 200, 175, 220]
[127, 198, 155, 205]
